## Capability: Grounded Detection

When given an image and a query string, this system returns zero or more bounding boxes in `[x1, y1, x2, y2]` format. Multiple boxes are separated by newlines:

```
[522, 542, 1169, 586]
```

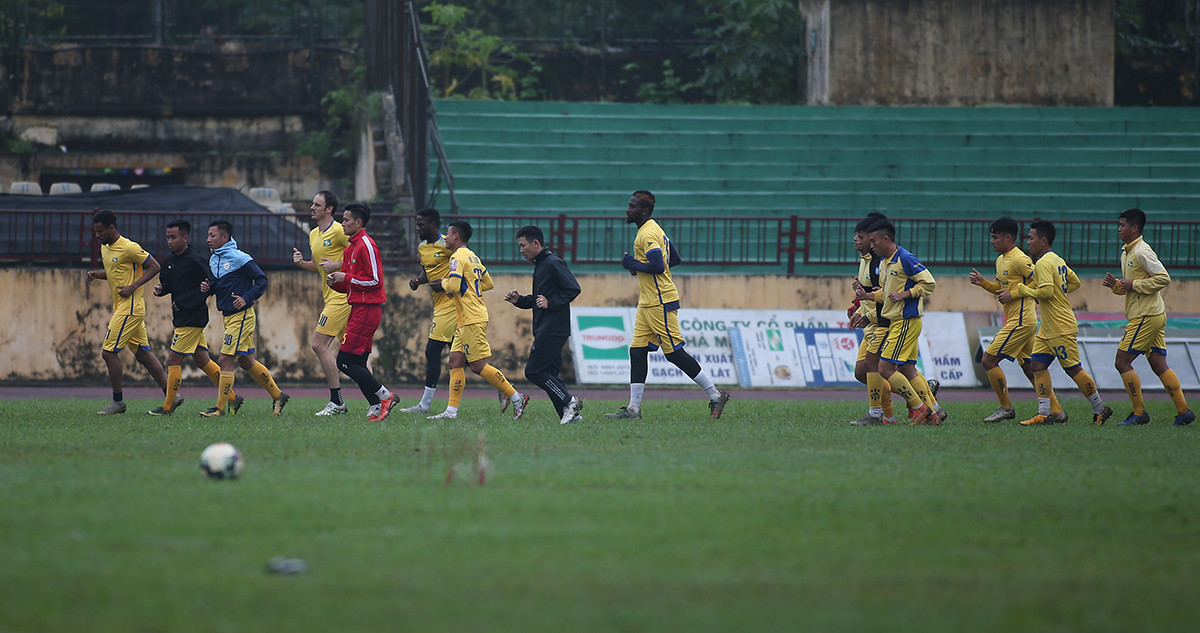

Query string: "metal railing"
[365, 0, 457, 212]
[3, 209, 1199, 274]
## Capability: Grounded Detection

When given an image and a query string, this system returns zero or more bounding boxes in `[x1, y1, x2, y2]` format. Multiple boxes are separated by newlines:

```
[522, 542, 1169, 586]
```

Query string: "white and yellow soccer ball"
[199, 442, 245, 480]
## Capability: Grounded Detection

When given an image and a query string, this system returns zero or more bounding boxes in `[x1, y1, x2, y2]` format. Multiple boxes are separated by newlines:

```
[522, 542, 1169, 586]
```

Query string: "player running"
[1006, 220, 1111, 426]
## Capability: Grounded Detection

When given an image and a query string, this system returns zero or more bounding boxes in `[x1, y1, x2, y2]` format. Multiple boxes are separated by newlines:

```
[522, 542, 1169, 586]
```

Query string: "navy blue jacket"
[514, 249, 580, 338]
[205, 240, 268, 316]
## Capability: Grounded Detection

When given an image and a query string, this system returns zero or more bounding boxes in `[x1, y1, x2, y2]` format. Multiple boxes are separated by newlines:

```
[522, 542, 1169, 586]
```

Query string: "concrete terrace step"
[439, 127, 1200, 149]
[431, 100, 1200, 222]
[444, 160, 1199, 181]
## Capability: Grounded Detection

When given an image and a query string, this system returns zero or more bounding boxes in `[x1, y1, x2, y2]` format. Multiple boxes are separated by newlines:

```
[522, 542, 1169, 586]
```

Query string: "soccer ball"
[199, 442, 244, 480]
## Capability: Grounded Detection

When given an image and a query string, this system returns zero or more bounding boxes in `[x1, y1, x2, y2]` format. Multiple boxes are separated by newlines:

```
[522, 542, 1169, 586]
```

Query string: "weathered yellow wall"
[828, 0, 1114, 106]
[3, 268, 1195, 383]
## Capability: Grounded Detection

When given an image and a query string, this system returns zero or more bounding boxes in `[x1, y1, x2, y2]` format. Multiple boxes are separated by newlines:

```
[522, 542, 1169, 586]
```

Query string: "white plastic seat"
[49, 182, 82, 195]
[248, 187, 282, 207]
[9, 181, 44, 195]
[90, 183, 120, 192]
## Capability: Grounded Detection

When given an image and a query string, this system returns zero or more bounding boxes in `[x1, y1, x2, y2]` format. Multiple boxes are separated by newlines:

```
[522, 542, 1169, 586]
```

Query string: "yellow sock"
[217, 371, 235, 411]
[867, 372, 884, 409]
[1121, 369, 1145, 415]
[1071, 369, 1098, 398]
[1160, 368, 1190, 414]
[867, 372, 894, 417]
[248, 361, 282, 400]
[448, 367, 465, 408]
[1048, 389, 1063, 415]
[164, 365, 182, 411]
[201, 360, 236, 400]
[887, 372, 924, 409]
[479, 364, 517, 399]
[910, 373, 938, 409]
[986, 367, 1011, 408]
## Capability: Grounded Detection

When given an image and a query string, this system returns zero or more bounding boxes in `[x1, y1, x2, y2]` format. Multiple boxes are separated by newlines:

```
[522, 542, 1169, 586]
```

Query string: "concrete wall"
[4, 268, 1195, 385]
[1, 115, 339, 201]
[821, 0, 1114, 106]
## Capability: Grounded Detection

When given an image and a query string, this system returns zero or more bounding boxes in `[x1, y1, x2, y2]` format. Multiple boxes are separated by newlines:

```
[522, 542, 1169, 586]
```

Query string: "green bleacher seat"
[433, 101, 1200, 223]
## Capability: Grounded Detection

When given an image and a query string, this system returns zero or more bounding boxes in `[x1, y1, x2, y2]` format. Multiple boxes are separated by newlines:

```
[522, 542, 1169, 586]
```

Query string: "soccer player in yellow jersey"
[1004, 220, 1112, 426]
[86, 209, 171, 415]
[293, 190, 351, 416]
[427, 220, 528, 420]
[1102, 208, 1193, 426]
[848, 212, 900, 426]
[854, 219, 943, 425]
[605, 190, 731, 420]
[969, 217, 1063, 423]
[400, 208, 457, 413]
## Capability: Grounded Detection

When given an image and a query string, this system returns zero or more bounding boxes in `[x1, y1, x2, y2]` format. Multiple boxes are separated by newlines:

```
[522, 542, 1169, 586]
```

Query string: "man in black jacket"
[505, 225, 583, 425]
[149, 220, 243, 415]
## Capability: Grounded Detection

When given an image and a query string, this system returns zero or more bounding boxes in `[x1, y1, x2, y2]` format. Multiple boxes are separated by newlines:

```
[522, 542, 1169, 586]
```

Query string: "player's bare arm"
[119, 256, 161, 297]
[318, 258, 342, 273]
[409, 269, 429, 291]
[86, 269, 106, 281]
[292, 247, 319, 273]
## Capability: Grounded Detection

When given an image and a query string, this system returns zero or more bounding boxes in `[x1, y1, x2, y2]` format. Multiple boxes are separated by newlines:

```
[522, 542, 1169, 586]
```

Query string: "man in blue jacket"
[504, 225, 583, 424]
[198, 220, 289, 416]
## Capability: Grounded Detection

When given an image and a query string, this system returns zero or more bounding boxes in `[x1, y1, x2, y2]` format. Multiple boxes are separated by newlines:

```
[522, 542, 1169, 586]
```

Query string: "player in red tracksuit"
[325, 203, 398, 422]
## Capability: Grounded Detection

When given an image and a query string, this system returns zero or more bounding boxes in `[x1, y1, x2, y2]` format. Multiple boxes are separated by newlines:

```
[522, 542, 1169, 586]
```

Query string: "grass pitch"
[1, 394, 1198, 632]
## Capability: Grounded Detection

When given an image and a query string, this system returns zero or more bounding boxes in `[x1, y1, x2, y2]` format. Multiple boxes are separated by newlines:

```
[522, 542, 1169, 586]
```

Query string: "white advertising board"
[571, 308, 979, 387]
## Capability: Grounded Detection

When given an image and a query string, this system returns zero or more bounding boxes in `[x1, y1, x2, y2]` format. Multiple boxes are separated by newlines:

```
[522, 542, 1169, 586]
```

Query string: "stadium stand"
[48, 182, 83, 195]
[8, 182, 43, 195]
[434, 101, 1200, 221]
[90, 183, 121, 192]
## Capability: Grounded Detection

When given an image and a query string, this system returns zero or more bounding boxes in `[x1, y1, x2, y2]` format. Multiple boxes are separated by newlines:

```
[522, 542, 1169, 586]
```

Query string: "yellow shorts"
[428, 301, 457, 343]
[450, 322, 492, 362]
[855, 324, 885, 362]
[103, 312, 150, 353]
[1031, 333, 1082, 369]
[170, 326, 210, 355]
[632, 305, 685, 352]
[1119, 313, 1167, 356]
[878, 317, 922, 365]
[315, 301, 351, 339]
[985, 322, 1036, 363]
[221, 308, 257, 356]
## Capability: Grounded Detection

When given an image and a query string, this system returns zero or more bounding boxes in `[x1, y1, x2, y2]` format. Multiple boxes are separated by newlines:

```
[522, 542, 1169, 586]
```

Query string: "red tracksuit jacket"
[329, 229, 386, 305]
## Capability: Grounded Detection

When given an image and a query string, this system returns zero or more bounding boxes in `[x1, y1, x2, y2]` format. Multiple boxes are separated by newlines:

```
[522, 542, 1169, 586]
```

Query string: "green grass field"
[2, 395, 1198, 632]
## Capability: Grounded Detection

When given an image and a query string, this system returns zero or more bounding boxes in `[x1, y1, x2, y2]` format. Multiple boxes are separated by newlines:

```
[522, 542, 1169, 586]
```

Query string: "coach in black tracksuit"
[505, 225, 583, 423]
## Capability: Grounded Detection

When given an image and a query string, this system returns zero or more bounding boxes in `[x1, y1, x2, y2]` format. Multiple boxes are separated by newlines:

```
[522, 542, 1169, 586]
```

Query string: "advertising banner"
[571, 308, 978, 387]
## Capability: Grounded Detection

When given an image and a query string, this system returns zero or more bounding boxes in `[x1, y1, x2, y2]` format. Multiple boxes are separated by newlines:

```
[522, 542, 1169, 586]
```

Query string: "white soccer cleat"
[511, 393, 530, 420]
[428, 410, 458, 420]
[398, 403, 430, 413]
[983, 407, 1016, 423]
[559, 396, 584, 425]
[315, 401, 348, 416]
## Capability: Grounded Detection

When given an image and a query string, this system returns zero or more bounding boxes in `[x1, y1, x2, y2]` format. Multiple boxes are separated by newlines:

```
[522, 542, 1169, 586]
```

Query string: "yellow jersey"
[977, 247, 1036, 327]
[101, 236, 151, 316]
[874, 246, 936, 321]
[443, 246, 494, 326]
[309, 219, 350, 306]
[1015, 251, 1081, 337]
[855, 251, 881, 325]
[419, 234, 455, 313]
[1110, 236, 1170, 319]
[633, 219, 680, 308]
